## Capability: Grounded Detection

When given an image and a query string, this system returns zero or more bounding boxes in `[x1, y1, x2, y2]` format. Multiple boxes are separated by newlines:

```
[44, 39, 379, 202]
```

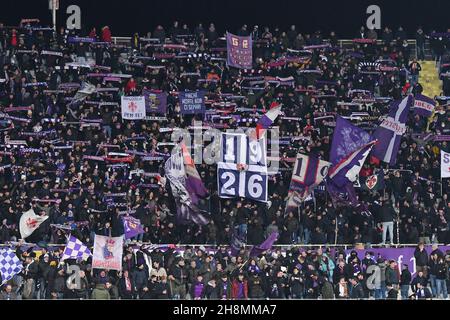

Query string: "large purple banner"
[330, 116, 371, 165]
[142, 89, 167, 114]
[226, 32, 253, 69]
[343, 246, 450, 275]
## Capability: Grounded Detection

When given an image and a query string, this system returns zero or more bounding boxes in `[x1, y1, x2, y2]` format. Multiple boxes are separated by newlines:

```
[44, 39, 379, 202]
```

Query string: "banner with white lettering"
[121, 96, 146, 120]
[441, 150, 450, 178]
[218, 133, 267, 202]
[179, 91, 205, 114]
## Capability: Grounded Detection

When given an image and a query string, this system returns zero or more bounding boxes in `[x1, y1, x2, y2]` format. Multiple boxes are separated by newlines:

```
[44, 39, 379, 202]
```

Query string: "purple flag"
[179, 91, 206, 114]
[372, 95, 413, 165]
[326, 180, 359, 207]
[330, 116, 371, 165]
[143, 89, 167, 114]
[328, 141, 377, 188]
[413, 94, 435, 117]
[249, 232, 279, 257]
[226, 32, 253, 69]
[122, 216, 145, 239]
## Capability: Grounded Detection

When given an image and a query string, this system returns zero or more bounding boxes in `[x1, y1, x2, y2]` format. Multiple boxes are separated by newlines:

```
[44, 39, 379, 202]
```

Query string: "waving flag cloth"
[122, 216, 145, 239]
[327, 141, 377, 207]
[61, 235, 92, 261]
[181, 142, 209, 204]
[372, 95, 413, 165]
[330, 116, 372, 165]
[413, 94, 436, 117]
[226, 32, 253, 69]
[286, 154, 331, 208]
[92, 235, 123, 271]
[19, 208, 49, 239]
[255, 102, 282, 139]
[359, 172, 385, 191]
[68, 81, 96, 108]
[230, 227, 247, 256]
[249, 232, 279, 257]
[328, 141, 377, 187]
[0, 248, 23, 284]
[165, 144, 208, 225]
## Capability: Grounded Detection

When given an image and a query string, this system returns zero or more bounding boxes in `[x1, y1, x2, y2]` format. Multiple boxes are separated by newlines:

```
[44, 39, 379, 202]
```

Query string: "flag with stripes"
[255, 102, 282, 139]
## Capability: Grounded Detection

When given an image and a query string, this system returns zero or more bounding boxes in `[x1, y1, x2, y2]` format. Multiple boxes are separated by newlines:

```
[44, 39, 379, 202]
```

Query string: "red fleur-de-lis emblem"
[26, 218, 38, 229]
[365, 175, 378, 190]
[128, 101, 138, 112]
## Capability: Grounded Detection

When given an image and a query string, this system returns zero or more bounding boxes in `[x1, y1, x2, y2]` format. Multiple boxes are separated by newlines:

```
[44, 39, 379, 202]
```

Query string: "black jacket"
[380, 204, 395, 223]
[414, 248, 428, 267]
[350, 283, 365, 299]
[400, 269, 412, 285]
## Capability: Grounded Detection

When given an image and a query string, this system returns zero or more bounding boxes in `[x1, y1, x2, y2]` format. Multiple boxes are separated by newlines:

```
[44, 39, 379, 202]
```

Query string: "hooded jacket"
[91, 283, 111, 300]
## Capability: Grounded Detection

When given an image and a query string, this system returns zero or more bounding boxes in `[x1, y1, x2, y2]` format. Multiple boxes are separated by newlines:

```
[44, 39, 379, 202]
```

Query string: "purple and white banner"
[413, 94, 435, 117]
[179, 91, 206, 114]
[142, 89, 167, 114]
[372, 95, 413, 165]
[226, 32, 253, 69]
[343, 246, 450, 276]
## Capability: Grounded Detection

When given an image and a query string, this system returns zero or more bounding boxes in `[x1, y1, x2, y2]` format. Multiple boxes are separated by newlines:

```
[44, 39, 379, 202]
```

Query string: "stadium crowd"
[0, 20, 448, 299]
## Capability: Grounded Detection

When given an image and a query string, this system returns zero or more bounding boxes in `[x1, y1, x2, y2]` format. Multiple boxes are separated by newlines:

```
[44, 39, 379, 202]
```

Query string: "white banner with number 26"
[217, 133, 268, 202]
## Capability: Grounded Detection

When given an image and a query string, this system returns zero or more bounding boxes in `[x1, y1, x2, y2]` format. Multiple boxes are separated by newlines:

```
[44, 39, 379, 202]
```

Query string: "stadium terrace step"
[419, 60, 442, 97]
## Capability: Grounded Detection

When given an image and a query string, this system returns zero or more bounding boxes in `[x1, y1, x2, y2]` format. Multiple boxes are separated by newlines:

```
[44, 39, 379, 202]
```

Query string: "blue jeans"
[238, 224, 247, 239]
[401, 285, 409, 300]
[375, 284, 386, 300]
[436, 279, 448, 299]
[303, 228, 311, 244]
[430, 275, 437, 297]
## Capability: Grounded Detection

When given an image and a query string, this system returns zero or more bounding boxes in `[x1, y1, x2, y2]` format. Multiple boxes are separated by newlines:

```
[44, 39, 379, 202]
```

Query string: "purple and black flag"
[371, 95, 413, 165]
[328, 141, 377, 188]
[327, 141, 377, 207]
[249, 232, 279, 257]
[413, 94, 435, 117]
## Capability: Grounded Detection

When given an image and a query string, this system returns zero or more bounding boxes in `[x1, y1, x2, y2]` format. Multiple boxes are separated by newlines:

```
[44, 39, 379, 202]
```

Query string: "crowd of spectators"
[0, 20, 448, 299]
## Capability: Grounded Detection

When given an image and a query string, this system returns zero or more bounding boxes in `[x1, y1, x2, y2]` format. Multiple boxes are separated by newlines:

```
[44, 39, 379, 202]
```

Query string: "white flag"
[441, 151, 450, 178]
[92, 235, 123, 271]
[121, 96, 146, 120]
[19, 208, 49, 239]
